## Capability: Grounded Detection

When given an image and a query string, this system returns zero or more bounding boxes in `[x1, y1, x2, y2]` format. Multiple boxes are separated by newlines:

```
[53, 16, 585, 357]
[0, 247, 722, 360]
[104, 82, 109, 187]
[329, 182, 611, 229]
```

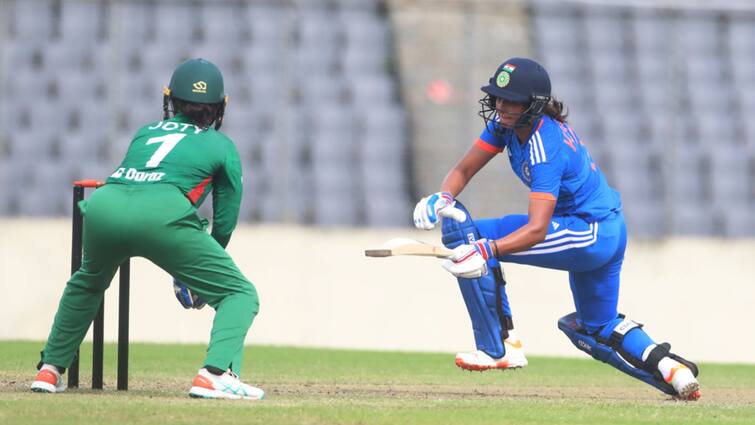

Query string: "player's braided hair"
[543, 97, 568, 123]
[170, 98, 224, 130]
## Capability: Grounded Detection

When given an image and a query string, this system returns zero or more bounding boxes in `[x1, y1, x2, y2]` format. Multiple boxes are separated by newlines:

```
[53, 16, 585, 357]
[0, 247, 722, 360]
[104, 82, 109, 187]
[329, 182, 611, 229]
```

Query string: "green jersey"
[106, 114, 243, 248]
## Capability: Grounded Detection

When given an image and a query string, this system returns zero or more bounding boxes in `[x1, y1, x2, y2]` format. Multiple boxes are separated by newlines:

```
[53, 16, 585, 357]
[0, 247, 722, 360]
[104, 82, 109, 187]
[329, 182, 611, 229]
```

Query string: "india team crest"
[521, 161, 532, 184]
[496, 63, 517, 88]
[496, 72, 510, 88]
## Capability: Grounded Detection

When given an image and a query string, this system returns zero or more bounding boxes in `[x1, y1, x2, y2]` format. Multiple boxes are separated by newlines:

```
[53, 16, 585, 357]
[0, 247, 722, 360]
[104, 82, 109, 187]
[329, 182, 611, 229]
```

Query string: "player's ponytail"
[544, 97, 568, 123]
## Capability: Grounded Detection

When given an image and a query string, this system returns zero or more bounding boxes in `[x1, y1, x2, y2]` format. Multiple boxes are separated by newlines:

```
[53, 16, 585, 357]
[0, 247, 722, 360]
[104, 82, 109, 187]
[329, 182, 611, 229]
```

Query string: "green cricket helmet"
[162, 58, 228, 129]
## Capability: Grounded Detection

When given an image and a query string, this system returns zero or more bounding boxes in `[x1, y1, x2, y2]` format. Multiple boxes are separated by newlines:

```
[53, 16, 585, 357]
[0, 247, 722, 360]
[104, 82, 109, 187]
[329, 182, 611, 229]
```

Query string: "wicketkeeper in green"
[31, 58, 265, 400]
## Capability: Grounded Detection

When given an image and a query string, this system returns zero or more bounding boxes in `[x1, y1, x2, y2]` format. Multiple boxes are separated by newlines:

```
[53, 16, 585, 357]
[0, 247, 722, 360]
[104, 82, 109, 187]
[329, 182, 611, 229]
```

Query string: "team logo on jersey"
[521, 161, 532, 184]
[192, 81, 207, 94]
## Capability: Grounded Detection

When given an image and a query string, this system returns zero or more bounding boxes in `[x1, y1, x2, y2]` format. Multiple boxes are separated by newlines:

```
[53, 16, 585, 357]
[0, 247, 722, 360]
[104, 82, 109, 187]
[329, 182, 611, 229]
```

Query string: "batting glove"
[413, 192, 455, 230]
[173, 278, 207, 310]
[441, 240, 495, 279]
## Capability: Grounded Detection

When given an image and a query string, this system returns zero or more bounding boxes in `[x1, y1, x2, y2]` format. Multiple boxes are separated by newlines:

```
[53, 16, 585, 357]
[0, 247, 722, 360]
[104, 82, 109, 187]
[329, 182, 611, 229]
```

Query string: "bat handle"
[440, 205, 467, 223]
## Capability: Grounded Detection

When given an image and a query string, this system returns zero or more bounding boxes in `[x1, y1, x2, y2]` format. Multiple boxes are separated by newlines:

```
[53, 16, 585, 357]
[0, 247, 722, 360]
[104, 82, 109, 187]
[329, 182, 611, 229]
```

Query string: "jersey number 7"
[145, 133, 187, 168]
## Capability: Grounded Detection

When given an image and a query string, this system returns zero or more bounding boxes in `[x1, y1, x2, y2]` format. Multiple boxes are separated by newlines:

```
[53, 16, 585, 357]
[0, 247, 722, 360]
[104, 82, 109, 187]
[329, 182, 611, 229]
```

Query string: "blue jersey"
[476, 115, 621, 222]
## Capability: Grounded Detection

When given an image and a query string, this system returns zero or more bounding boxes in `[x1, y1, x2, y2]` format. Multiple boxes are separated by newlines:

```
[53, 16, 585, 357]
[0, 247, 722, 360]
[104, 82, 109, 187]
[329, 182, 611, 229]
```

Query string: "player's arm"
[440, 141, 499, 196]
[210, 146, 243, 248]
[490, 194, 556, 256]
[414, 139, 500, 230]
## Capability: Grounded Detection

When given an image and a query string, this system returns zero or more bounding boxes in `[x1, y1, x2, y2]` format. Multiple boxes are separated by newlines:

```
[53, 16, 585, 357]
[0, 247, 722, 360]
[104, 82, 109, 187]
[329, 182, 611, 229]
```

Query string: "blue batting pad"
[441, 201, 508, 359]
[558, 312, 675, 395]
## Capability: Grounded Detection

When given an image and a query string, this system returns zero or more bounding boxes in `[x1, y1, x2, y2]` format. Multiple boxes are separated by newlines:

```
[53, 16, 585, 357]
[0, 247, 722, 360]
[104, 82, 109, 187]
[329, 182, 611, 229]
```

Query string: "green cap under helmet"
[168, 58, 225, 104]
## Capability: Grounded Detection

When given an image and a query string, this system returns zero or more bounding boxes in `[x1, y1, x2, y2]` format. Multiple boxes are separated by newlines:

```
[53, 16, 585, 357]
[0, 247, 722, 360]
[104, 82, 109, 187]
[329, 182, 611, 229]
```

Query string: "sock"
[657, 357, 683, 381]
[204, 365, 226, 376]
[41, 364, 61, 375]
[641, 344, 684, 380]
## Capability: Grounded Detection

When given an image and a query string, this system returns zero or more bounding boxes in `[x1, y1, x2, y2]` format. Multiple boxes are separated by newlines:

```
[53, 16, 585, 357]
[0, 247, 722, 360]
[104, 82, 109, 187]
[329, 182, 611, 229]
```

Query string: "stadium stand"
[0, 0, 408, 227]
[0, 0, 753, 236]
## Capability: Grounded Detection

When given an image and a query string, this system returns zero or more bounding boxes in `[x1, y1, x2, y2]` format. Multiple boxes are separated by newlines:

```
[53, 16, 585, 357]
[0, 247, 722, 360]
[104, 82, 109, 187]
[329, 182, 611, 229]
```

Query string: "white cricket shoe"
[665, 363, 701, 401]
[189, 368, 265, 400]
[455, 337, 528, 371]
[31, 364, 66, 393]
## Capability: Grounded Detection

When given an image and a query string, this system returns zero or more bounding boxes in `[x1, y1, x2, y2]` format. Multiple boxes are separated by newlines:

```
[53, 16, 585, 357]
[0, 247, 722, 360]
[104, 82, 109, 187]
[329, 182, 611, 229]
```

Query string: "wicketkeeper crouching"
[32, 59, 265, 400]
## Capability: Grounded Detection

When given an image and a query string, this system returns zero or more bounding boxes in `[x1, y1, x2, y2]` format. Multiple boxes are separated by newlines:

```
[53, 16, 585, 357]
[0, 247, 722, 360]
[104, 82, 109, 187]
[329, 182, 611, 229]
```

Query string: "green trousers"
[41, 184, 259, 375]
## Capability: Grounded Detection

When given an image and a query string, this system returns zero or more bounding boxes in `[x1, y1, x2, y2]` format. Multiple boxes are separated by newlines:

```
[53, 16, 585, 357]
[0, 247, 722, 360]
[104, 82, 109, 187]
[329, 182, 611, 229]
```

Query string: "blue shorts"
[475, 211, 627, 333]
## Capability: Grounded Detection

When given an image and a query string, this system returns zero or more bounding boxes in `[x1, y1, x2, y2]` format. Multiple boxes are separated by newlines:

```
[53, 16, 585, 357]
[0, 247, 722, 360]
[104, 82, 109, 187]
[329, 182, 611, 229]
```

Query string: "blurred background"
[1, 0, 754, 236]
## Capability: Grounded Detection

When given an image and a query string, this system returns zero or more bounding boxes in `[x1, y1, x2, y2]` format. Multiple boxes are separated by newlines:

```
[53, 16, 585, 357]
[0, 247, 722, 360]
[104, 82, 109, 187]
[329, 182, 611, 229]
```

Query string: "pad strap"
[607, 316, 643, 347]
[492, 267, 512, 340]
[644, 342, 671, 373]
[596, 315, 647, 372]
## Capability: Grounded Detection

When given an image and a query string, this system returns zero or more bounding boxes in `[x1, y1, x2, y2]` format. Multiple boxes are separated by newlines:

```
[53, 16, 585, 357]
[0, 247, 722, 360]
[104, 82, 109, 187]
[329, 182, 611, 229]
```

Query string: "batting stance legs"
[36, 185, 259, 390]
[475, 210, 700, 398]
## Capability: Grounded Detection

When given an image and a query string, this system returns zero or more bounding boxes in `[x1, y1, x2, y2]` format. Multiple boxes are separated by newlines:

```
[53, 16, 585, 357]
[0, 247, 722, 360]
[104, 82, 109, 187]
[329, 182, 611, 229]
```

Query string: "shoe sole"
[189, 386, 264, 400]
[31, 382, 61, 393]
[673, 382, 701, 401]
[455, 358, 527, 372]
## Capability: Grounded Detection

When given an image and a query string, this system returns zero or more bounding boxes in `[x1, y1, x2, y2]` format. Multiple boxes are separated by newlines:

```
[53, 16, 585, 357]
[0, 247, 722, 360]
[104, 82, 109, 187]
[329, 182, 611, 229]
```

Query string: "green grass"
[1, 341, 753, 425]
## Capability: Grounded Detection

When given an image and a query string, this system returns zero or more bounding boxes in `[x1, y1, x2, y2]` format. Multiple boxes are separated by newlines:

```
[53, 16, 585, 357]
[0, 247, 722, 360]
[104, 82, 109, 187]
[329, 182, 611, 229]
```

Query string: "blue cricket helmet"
[479, 57, 552, 130]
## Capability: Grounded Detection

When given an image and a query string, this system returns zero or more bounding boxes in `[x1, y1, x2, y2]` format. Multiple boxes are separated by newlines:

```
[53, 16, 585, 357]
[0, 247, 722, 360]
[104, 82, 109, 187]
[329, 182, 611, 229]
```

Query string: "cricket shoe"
[189, 368, 265, 400]
[31, 364, 65, 393]
[455, 338, 528, 371]
[665, 363, 701, 401]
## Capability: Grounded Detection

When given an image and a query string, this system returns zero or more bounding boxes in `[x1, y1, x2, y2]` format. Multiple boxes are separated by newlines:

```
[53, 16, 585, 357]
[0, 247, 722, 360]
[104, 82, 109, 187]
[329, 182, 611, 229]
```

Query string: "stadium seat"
[198, 4, 246, 46]
[364, 192, 411, 227]
[583, 8, 625, 53]
[678, 11, 719, 54]
[622, 203, 666, 238]
[10, 0, 55, 42]
[152, 1, 196, 48]
[631, 11, 672, 56]
[708, 147, 749, 208]
[16, 159, 73, 216]
[721, 208, 755, 237]
[312, 165, 358, 225]
[299, 75, 347, 106]
[672, 207, 716, 236]
[59, 1, 103, 44]
[531, 4, 580, 50]
[340, 11, 388, 48]
[346, 74, 394, 105]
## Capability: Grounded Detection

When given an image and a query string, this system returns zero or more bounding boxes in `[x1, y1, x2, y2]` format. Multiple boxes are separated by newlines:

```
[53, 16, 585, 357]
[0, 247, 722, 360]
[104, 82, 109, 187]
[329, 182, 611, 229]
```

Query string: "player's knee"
[237, 283, 259, 313]
[67, 268, 116, 293]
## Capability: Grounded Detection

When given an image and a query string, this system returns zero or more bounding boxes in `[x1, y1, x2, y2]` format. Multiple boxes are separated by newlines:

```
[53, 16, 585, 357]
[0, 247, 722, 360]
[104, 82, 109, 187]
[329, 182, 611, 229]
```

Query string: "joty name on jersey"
[148, 120, 203, 134]
[110, 167, 166, 182]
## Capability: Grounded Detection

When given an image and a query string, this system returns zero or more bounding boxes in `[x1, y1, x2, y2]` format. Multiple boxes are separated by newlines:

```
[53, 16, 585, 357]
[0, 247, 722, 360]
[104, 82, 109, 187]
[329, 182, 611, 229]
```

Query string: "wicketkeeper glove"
[441, 240, 494, 279]
[173, 278, 207, 310]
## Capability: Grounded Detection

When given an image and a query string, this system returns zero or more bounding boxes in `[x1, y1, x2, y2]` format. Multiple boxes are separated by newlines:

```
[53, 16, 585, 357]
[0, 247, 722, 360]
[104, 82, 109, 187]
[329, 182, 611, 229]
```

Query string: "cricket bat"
[364, 237, 453, 259]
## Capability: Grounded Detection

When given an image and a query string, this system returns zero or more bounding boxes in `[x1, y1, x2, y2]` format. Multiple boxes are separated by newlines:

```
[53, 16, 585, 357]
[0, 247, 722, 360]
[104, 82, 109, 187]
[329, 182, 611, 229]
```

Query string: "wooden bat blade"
[364, 238, 453, 259]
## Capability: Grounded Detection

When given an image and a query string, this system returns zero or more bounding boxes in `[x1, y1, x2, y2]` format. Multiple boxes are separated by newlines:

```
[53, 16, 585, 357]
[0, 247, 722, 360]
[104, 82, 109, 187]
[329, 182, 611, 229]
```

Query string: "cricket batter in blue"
[413, 57, 701, 400]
